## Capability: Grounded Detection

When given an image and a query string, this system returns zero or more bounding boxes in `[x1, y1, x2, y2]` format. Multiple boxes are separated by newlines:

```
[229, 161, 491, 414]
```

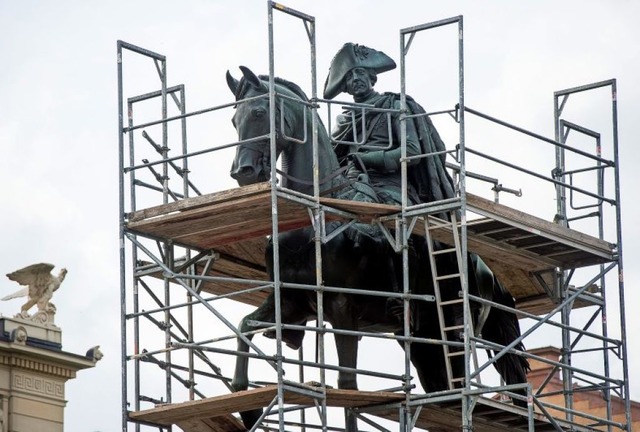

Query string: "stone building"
[0, 316, 101, 431]
[527, 346, 638, 430]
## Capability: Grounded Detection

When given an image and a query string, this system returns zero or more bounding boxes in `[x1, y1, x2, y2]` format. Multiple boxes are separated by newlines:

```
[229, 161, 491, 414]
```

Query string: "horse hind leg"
[474, 303, 491, 338]
[325, 295, 360, 432]
[482, 306, 531, 407]
[263, 326, 305, 349]
[335, 330, 359, 432]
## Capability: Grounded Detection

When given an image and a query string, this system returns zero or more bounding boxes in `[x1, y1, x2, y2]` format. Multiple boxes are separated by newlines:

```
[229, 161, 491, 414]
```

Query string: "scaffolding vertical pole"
[610, 79, 631, 431]
[596, 138, 614, 431]
[560, 303, 574, 421]
[178, 87, 197, 402]
[553, 91, 574, 421]
[266, 4, 286, 431]
[554, 95, 568, 228]
[553, 79, 630, 428]
[126, 97, 142, 431]
[276, 0, 327, 426]
[398, 28, 412, 432]
[117, 39, 170, 432]
[158, 57, 173, 409]
[160, 59, 169, 206]
[304, 10, 330, 432]
[455, 16, 473, 432]
[116, 40, 128, 432]
[268, 4, 328, 430]
[552, 98, 568, 420]
[562, 115, 615, 428]
[594, 130, 613, 431]
[178, 85, 189, 200]
[400, 15, 469, 430]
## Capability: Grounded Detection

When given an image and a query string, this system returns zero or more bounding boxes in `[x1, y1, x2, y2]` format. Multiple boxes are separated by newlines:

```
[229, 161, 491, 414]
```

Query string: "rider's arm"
[358, 100, 421, 172]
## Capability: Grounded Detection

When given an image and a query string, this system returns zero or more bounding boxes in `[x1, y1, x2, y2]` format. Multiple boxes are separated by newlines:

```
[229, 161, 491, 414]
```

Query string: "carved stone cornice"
[0, 354, 77, 379]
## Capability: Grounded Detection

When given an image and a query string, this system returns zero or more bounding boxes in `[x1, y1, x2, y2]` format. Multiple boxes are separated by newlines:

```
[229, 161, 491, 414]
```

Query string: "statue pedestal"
[0, 316, 99, 432]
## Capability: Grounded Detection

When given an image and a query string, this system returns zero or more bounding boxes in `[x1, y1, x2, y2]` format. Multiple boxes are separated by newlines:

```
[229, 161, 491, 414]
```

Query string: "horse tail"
[481, 285, 531, 407]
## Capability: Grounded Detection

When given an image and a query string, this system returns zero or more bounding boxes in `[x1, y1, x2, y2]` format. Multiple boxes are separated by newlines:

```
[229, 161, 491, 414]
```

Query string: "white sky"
[1, 1, 639, 431]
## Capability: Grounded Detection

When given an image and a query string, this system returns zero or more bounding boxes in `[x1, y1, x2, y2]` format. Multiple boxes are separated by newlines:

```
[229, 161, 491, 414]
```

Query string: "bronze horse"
[226, 66, 529, 430]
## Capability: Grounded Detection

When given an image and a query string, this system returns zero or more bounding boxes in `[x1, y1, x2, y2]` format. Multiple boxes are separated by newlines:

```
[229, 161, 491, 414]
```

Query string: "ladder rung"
[435, 273, 461, 281]
[446, 351, 466, 358]
[439, 299, 463, 306]
[450, 377, 466, 383]
[432, 247, 457, 255]
[443, 325, 464, 332]
[426, 222, 452, 229]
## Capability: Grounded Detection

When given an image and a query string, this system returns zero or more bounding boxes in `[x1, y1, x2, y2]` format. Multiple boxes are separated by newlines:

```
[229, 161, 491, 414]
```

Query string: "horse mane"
[233, 72, 310, 103]
[258, 75, 310, 102]
[250, 74, 330, 145]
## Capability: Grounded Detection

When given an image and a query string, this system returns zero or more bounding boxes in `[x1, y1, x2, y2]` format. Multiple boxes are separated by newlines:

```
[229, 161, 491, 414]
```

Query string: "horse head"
[227, 66, 307, 187]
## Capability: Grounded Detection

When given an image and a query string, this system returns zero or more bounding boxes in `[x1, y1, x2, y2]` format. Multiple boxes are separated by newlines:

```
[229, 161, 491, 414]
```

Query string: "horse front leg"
[232, 301, 275, 429]
[334, 331, 359, 390]
[231, 312, 258, 393]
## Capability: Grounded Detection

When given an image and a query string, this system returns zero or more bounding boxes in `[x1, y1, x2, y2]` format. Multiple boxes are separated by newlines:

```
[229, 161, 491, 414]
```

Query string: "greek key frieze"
[13, 373, 64, 398]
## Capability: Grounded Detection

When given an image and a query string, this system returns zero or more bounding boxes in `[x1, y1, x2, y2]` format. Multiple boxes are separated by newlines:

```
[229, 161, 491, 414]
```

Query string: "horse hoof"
[231, 380, 248, 393]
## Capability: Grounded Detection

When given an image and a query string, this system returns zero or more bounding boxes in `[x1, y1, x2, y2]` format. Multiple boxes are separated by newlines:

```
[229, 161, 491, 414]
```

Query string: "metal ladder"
[423, 211, 480, 390]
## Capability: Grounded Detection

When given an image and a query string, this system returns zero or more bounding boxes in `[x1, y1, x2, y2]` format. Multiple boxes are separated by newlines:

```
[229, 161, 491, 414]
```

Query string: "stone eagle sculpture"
[3, 263, 67, 317]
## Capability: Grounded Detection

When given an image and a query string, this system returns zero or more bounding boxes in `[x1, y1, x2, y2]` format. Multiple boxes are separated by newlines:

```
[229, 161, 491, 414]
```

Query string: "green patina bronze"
[325, 42, 455, 207]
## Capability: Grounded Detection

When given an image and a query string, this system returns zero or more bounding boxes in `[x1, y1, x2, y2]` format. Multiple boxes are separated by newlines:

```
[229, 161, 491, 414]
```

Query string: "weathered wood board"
[129, 385, 595, 432]
[126, 184, 615, 315]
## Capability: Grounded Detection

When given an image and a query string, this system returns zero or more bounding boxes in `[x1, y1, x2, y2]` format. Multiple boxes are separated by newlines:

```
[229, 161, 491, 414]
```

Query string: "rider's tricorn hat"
[323, 43, 396, 100]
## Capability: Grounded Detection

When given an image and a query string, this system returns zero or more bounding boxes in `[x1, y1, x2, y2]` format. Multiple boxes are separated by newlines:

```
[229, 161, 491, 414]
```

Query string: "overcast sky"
[1, 1, 639, 431]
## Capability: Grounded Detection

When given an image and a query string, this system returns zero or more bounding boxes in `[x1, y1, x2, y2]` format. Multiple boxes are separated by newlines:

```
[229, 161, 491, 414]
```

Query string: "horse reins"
[275, 165, 353, 197]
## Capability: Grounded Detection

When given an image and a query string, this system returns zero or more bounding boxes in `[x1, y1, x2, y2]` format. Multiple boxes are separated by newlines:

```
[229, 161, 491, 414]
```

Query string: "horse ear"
[239, 65, 262, 88]
[226, 70, 239, 96]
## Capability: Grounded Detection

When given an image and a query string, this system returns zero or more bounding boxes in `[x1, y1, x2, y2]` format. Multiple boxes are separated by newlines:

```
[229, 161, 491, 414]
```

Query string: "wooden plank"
[128, 193, 278, 240]
[372, 402, 525, 432]
[426, 220, 562, 271]
[373, 397, 596, 432]
[175, 415, 245, 432]
[129, 386, 404, 426]
[127, 186, 613, 315]
[128, 182, 271, 222]
[188, 210, 309, 248]
[128, 187, 613, 267]
[466, 193, 614, 257]
[174, 418, 213, 432]
[481, 257, 546, 298]
[320, 197, 400, 221]
[324, 388, 405, 406]
[140, 238, 271, 307]
[129, 387, 278, 424]
[128, 195, 311, 250]
[217, 240, 267, 269]
[131, 386, 595, 432]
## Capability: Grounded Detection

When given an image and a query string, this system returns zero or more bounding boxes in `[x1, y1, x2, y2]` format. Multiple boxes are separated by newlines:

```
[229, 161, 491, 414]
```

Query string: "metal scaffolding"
[117, 2, 629, 431]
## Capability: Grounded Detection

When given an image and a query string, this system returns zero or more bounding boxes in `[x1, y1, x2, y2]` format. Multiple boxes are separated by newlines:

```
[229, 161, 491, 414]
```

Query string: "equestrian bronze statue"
[226, 59, 529, 432]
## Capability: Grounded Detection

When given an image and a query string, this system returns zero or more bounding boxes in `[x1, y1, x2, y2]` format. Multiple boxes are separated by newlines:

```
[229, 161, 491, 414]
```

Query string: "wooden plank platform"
[126, 184, 616, 315]
[129, 385, 405, 431]
[374, 395, 598, 432]
[127, 183, 398, 248]
[129, 385, 596, 432]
